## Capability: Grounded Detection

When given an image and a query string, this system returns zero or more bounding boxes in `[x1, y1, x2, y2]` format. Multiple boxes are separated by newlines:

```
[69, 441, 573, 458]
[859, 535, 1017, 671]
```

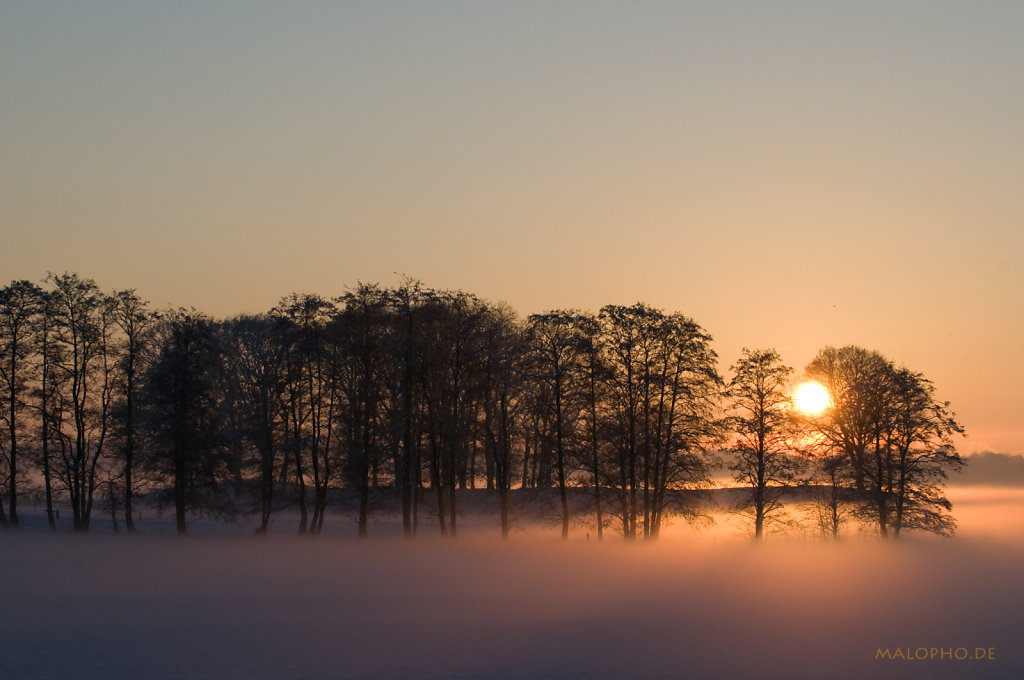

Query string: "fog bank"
[2, 487, 1022, 679]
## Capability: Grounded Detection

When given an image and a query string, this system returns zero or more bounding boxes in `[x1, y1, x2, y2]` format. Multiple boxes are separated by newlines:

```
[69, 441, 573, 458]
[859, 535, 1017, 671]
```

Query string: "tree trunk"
[174, 446, 187, 535]
[108, 482, 119, 534]
[124, 358, 136, 533]
[358, 473, 369, 539]
[589, 371, 603, 541]
[258, 437, 274, 534]
[42, 439, 55, 530]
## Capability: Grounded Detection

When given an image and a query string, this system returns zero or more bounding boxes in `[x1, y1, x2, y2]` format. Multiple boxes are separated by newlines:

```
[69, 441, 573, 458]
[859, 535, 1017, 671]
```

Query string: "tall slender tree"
[526, 310, 589, 540]
[272, 294, 339, 535]
[382, 279, 430, 537]
[577, 313, 609, 540]
[599, 304, 720, 540]
[0, 280, 43, 527]
[48, 273, 118, 531]
[34, 289, 61, 529]
[481, 304, 526, 538]
[726, 348, 803, 540]
[216, 315, 286, 534]
[111, 289, 151, 532]
[336, 285, 389, 538]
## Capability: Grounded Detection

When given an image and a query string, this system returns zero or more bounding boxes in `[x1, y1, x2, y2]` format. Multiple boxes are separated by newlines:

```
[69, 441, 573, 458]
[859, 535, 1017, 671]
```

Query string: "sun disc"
[795, 382, 829, 414]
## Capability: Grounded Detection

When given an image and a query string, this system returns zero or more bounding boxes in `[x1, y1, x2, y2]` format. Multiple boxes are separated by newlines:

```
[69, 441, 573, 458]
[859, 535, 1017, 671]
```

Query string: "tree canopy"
[0, 276, 965, 540]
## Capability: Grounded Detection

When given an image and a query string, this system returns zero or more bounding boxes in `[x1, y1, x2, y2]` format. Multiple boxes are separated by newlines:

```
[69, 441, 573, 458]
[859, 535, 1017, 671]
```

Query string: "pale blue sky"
[2, 1, 1022, 452]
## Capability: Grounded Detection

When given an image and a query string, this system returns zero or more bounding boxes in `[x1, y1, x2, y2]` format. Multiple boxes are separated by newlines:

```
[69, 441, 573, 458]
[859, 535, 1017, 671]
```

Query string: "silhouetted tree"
[805, 346, 964, 537]
[336, 285, 389, 538]
[810, 451, 851, 539]
[142, 310, 223, 535]
[599, 304, 720, 540]
[273, 294, 340, 535]
[526, 310, 589, 540]
[726, 348, 803, 539]
[0, 280, 43, 527]
[804, 346, 889, 495]
[111, 289, 152, 532]
[885, 367, 964, 536]
[33, 288, 61, 529]
[415, 290, 489, 537]
[383, 279, 427, 536]
[5, 268, 975, 545]
[577, 313, 610, 539]
[480, 303, 526, 538]
[48, 273, 118, 531]
[216, 314, 287, 534]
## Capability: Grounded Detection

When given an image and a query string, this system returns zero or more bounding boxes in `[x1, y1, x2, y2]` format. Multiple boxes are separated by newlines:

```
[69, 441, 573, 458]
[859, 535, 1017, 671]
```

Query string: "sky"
[2, 1, 1022, 454]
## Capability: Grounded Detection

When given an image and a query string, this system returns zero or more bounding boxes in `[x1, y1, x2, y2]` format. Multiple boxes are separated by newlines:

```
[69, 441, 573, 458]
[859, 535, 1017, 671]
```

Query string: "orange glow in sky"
[1, 2, 1021, 454]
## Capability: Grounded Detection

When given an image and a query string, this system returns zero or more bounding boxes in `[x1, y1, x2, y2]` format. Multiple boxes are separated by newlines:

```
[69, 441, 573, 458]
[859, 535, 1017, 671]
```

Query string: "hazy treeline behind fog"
[0, 274, 964, 541]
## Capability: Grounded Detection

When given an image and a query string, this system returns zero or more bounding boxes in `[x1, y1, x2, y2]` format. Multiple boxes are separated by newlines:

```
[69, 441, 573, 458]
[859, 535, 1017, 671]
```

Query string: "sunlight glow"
[795, 382, 829, 415]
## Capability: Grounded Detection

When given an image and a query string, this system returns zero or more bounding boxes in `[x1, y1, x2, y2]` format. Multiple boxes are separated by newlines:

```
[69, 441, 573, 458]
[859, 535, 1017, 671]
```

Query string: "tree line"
[0, 274, 964, 539]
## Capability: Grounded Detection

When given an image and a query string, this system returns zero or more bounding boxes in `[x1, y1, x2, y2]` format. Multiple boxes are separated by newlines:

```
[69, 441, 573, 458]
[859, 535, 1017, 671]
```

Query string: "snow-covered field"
[2, 486, 1022, 679]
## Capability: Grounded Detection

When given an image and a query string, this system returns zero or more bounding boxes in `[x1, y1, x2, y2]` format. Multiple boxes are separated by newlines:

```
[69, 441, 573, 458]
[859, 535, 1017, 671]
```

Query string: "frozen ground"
[2, 486, 1022, 679]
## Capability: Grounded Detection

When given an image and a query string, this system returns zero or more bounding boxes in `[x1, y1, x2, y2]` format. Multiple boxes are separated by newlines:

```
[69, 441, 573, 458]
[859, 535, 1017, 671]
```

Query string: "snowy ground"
[2, 486, 1022, 679]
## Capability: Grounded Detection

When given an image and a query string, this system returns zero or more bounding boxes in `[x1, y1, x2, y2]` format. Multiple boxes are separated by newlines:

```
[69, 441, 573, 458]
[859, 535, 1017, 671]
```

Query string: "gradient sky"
[2, 1, 1022, 454]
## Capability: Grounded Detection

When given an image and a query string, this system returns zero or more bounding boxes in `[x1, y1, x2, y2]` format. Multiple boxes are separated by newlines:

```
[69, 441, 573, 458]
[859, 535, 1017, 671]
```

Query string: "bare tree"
[217, 315, 287, 534]
[384, 279, 427, 537]
[526, 310, 589, 540]
[886, 367, 964, 536]
[577, 313, 609, 540]
[414, 290, 488, 537]
[33, 288, 62, 529]
[273, 294, 340, 535]
[0, 280, 43, 527]
[336, 285, 389, 538]
[480, 304, 526, 538]
[47, 273, 118, 531]
[810, 451, 851, 539]
[599, 304, 721, 540]
[142, 309, 223, 535]
[111, 289, 152, 532]
[805, 346, 964, 537]
[725, 348, 803, 540]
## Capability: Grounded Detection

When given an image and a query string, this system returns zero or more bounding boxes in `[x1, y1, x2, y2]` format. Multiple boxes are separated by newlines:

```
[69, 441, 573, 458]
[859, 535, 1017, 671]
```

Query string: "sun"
[795, 382, 829, 415]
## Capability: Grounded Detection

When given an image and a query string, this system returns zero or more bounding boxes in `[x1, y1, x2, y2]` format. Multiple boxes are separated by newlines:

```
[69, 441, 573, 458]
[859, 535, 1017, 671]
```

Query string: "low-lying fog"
[2, 485, 1022, 680]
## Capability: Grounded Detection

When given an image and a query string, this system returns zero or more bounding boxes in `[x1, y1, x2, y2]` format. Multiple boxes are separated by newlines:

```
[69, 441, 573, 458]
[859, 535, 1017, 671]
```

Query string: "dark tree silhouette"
[216, 315, 287, 534]
[577, 313, 610, 540]
[336, 284, 390, 538]
[805, 346, 964, 537]
[480, 303, 526, 538]
[526, 310, 589, 540]
[142, 310, 223, 535]
[599, 304, 720, 540]
[289, 295, 340, 536]
[811, 451, 851, 539]
[3, 270, 973, 543]
[725, 348, 803, 540]
[47, 273, 118, 531]
[384, 279, 427, 537]
[273, 294, 340, 535]
[111, 289, 152, 532]
[0, 280, 43, 527]
[33, 288, 61, 529]
[885, 367, 964, 536]
[417, 290, 489, 537]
